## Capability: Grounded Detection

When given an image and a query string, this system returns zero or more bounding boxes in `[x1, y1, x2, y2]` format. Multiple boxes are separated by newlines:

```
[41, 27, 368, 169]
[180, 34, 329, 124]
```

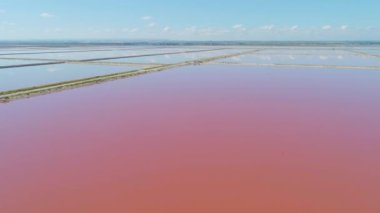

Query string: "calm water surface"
[0, 64, 139, 91]
[1, 65, 380, 213]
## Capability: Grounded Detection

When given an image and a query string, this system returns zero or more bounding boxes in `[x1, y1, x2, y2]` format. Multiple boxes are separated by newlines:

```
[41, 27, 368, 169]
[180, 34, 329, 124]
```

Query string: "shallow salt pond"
[0, 47, 213, 61]
[0, 64, 140, 91]
[101, 49, 249, 64]
[1, 64, 379, 212]
[0, 59, 51, 67]
[218, 53, 380, 67]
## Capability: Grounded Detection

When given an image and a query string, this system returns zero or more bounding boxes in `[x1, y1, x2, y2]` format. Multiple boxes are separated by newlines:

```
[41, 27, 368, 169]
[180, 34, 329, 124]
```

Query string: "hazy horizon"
[1, 0, 379, 41]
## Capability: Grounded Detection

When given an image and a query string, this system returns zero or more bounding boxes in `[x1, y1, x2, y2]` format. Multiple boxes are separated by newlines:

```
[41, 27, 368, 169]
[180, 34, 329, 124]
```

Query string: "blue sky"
[0, 0, 379, 40]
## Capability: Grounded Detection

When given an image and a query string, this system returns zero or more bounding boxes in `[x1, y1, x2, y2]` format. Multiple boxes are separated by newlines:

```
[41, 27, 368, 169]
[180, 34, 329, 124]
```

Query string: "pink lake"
[1, 65, 380, 213]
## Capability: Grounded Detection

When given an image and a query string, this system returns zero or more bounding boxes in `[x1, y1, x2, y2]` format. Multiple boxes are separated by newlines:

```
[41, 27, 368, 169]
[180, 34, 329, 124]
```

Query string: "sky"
[0, 0, 379, 41]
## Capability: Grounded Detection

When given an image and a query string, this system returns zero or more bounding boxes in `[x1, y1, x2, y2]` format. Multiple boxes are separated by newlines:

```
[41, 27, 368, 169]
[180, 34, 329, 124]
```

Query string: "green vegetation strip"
[0, 50, 258, 103]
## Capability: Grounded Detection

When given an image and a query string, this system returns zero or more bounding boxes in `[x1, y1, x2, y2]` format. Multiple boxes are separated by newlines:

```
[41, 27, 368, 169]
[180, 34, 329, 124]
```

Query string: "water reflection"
[0, 64, 139, 91]
[219, 53, 380, 66]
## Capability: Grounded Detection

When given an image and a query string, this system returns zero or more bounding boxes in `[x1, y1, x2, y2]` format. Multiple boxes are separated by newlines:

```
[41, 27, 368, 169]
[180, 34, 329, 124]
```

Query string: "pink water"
[1, 65, 380, 213]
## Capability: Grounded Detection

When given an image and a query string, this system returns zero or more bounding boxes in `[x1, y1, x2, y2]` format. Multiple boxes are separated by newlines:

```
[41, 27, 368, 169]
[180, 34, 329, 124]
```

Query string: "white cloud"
[44, 27, 63, 33]
[341, 25, 348, 30]
[178, 27, 229, 37]
[290, 25, 299, 31]
[148, 22, 156, 27]
[322, 25, 332, 30]
[185, 26, 197, 33]
[232, 24, 247, 31]
[0, 9, 5, 14]
[233, 24, 243, 29]
[40, 12, 54, 18]
[121, 28, 139, 33]
[261, 25, 275, 30]
[163, 26, 170, 32]
[141, 16, 152, 21]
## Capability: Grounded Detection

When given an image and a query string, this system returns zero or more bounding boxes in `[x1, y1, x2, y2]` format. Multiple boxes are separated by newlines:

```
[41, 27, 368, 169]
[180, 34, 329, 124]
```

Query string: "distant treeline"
[1, 40, 380, 47]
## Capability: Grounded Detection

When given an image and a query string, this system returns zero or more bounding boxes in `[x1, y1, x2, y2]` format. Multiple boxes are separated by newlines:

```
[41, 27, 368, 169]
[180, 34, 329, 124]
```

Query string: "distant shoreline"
[1, 41, 380, 47]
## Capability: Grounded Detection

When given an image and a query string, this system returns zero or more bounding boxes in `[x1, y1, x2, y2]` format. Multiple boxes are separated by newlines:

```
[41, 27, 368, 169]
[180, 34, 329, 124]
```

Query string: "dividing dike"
[0, 50, 258, 103]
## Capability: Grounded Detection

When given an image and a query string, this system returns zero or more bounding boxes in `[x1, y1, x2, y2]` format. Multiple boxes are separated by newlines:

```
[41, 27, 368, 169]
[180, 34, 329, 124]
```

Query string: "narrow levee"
[0, 49, 259, 103]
